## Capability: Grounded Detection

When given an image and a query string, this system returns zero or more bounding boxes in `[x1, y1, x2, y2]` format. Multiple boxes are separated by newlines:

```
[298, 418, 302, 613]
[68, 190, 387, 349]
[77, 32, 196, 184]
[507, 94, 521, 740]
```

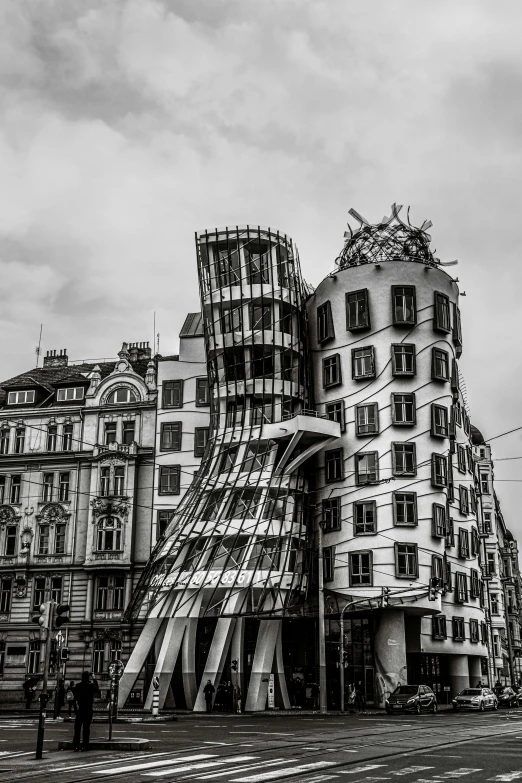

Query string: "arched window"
[107, 388, 137, 405]
[96, 516, 122, 552]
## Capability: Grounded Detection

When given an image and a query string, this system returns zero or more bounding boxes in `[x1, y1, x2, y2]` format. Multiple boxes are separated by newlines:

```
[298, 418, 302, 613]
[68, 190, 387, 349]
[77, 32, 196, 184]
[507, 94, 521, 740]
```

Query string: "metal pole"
[339, 611, 344, 713]
[502, 578, 516, 685]
[35, 602, 54, 760]
[108, 678, 113, 741]
[318, 521, 327, 714]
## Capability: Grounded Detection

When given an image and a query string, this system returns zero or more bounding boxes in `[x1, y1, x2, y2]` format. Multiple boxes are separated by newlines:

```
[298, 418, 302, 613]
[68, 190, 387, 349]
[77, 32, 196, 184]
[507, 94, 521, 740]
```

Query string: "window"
[251, 346, 273, 379]
[486, 551, 496, 577]
[455, 572, 468, 603]
[434, 291, 451, 332]
[57, 387, 84, 401]
[194, 428, 210, 458]
[161, 422, 181, 451]
[157, 510, 175, 540]
[453, 303, 463, 348]
[454, 403, 462, 428]
[323, 498, 341, 531]
[196, 377, 210, 407]
[393, 492, 417, 526]
[110, 640, 122, 662]
[392, 286, 416, 325]
[355, 403, 379, 436]
[446, 517, 455, 548]
[0, 430, 9, 455]
[100, 467, 110, 497]
[352, 347, 375, 379]
[325, 401, 345, 432]
[432, 504, 447, 538]
[28, 641, 40, 674]
[0, 579, 12, 612]
[354, 501, 376, 535]
[33, 577, 46, 611]
[58, 472, 70, 502]
[96, 517, 122, 551]
[43, 473, 54, 502]
[50, 576, 62, 604]
[459, 485, 469, 515]
[4, 525, 16, 557]
[355, 452, 379, 485]
[47, 426, 58, 452]
[96, 575, 125, 610]
[96, 576, 109, 610]
[480, 473, 489, 495]
[346, 289, 370, 330]
[241, 442, 270, 473]
[391, 344, 416, 376]
[452, 617, 465, 641]
[10, 476, 21, 504]
[490, 592, 499, 614]
[317, 301, 334, 343]
[432, 348, 450, 381]
[62, 424, 73, 451]
[431, 454, 447, 487]
[7, 390, 34, 405]
[458, 528, 470, 558]
[14, 428, 25, 454]
[392, 443, 416, 476]
[323, 546, 335, 582]
[55, 523, 66, 554]
[104, 422, 117, 445]
[163, 380, 183, 408]
[483, 512, 492, 534]
[470, 569, 480, 598]
[457, 445, 466, 473]
[246, 243, 270, 284]
[471, 527, 479, 556]
[93, 640, 105, 674]
[395, 543, 418, 578]
[113, 467, 124, 496]
[470, 619, 479, 643]
[325, 448, 344, 483]
[122, 421, 135, 445]
[349, 551, 372, 586]
[0, 476, 4, 504]
[323, 354, 341, 388]
[481, 622, 488, 645]
[391, 393, 416, 425]
[159, 466, 180, 495]
[432, 615, 447, 640]
[38, 524, 50, 555]
[107, 388, 137, 404]
[432, 554, 444, 585]
[221, 303, 242, 334]
[250, 303, 272, 331]
[431, 405, 449, 438]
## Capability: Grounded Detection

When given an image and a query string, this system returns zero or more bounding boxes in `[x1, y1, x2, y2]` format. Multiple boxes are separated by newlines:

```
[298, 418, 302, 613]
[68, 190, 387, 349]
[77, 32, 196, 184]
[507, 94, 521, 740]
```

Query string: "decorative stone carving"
[96, 628, 122, 640]
[91, 497, 129, 521]
[87, 365, 102, 395]
[35, 503, 67, 524]
[145, 360, 156, 391]
[0, 506, 16, 527]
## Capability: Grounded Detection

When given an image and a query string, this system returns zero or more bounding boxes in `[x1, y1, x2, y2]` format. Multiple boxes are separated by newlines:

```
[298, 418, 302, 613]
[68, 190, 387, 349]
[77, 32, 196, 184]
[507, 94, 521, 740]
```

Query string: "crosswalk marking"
[339, 766, 387, 775]
[50, 751, 175, 772]
[95, 754, 217, 775]
[488, 774, 522, 782]
[196, 759, 298, 780]
[145, 756, 258, 778]
[391, 768, 434, 776]
[231, 761, 338, 783]
[437, 771, 482, 779]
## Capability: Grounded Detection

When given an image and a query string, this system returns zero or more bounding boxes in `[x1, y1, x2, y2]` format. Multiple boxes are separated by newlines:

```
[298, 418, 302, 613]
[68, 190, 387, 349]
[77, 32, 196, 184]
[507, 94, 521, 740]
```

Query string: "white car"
[452, 687, 498, 711]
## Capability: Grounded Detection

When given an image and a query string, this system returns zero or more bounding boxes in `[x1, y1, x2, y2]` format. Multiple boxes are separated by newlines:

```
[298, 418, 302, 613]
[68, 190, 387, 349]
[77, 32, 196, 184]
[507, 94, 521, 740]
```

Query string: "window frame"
[160, 422, 182, 452]
[355, 402, 379, 436]
[431, 453, 447, 487]
[317, 301, 335, 343]
[432, 615, 447, 640]
[391, 344, 416, 376]
[323, 498, 341, 532]
[325, 400, 345, 432]
[355, 451, 379, 485]
[56, 387, 84, 402]
[459, 485, 469, 515]
[470, 618, 479, 643]
[458, 528, 470, 559]
[392, 285, 417, 326]
[195, 377, 210, 407]
[391, 393, 416, 426]
[323, 354, 342, 389]
[194, 427, 210, 458]
[323, 546, 335, 582]
[391, 442, 417, 477]
[7, 390, 35, 405]
[455, 572, 468, 603]
[432, 503, 447, 538]
[353, 500, 377, 536]
[452, 616, 465, 641]
[325, 448, 344, 483]
[349, 550, 373, 586]
[394, 542, 419, 579]
[434, 291, 451, 332]
[162, 380, 184, 409]
[345, 289, 370, 331]
[392, 491, 418, 526]
[351, 346, 376, 380]
[431, 404, 449, 438]
[159, 465, 181, 495]
[432, 348, 450, 382]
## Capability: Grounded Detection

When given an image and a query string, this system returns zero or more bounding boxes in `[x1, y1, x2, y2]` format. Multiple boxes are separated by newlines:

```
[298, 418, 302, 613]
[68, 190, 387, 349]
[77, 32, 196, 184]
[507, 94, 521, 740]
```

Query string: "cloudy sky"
[1, 0, 522, 532]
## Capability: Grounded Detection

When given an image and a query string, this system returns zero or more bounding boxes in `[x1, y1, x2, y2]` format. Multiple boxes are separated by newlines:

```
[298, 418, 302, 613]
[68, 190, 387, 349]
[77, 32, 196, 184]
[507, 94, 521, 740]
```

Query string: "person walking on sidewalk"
[204, 680, 215, 714]
[66, 680, 77, 716]
[22, 676, 39, 710]
[72, 671, 98, 751]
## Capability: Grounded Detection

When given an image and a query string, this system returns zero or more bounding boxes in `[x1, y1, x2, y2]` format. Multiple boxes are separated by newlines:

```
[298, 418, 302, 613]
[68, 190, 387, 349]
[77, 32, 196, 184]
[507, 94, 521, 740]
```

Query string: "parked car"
[452, 687, 498, 711]
[385, 684, 438, 715]
[497, 687, 522, 708]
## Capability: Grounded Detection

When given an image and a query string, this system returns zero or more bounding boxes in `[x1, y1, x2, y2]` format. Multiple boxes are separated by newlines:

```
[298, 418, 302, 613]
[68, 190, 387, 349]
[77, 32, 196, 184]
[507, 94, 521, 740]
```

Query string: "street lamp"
[317, 519, 327, 714]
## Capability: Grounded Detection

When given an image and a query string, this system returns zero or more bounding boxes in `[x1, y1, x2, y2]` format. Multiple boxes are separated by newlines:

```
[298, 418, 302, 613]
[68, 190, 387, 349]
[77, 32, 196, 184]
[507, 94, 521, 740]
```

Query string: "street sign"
[109, 660, 124, 680]
[55, 631, 64, 647]
[444, 686, 450, 691]
[267, 673, 275, 709]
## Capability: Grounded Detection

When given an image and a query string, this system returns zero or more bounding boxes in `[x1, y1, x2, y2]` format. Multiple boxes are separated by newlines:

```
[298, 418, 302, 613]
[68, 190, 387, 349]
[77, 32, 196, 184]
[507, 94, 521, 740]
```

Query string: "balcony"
[262, 412, 341, 476]
[93, 442, 138, 458]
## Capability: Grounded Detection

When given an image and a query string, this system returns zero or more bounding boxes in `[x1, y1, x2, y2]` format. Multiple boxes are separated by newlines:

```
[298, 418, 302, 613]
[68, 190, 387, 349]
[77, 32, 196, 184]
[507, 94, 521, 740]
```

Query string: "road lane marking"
[488, 775, 522, 782]
[49, 751, 175, 772]
[145, 756, 257, 777]
[231, 762, 337, 782]
[229, 732, 295, 735]
[196, 759, 296, 779]
[95, 753, 217, 775]
[390, 769, 434, 776]
[338, 766, 388, 775]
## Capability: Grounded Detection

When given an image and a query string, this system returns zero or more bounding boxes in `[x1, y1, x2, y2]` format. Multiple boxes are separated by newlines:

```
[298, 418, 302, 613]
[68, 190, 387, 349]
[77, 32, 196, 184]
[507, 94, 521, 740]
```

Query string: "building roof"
[179, 312, 204, 338]
[470, 424, 486, 445]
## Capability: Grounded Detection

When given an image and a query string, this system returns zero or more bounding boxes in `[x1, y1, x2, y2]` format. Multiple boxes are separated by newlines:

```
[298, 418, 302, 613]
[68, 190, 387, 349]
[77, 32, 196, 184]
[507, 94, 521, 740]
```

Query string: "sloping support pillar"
[144, 617, 188, 709]
[244, 619, 280, 712]
[279, 436, 340, 477]
[118, 617, 165, 708]
[193, 617, 237, 712]
[275, 622, 290, 709]
[182, 618, 198, 709]
[276, 431, 304, 475]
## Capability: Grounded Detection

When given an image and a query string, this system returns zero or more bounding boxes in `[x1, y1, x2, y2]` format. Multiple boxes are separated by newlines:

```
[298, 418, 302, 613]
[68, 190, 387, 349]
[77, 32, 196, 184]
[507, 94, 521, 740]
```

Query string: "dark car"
[385, 684, 437, 715]
[452, 687, 497, 711]
[497, 687, 522, 708]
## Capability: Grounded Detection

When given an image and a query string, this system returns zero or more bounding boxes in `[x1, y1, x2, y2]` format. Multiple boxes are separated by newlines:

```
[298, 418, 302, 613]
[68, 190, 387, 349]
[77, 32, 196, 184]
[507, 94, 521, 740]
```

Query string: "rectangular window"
[57, 386, 84, 402]
[194, 427, 210, 458]
[62, 424, 73, 451]
[38, 524, 50, 555]
[93, 639, 105, 674]
[227, 397, 246, 427]
[323, 498, 341, 531]
[0, 430, 9, 455]
[221, 304, 243, 333]
[251, 347, 272, 379]
[7, 390, 35, 405]
[47, 426, 58, 452]
[432, 348, 450, 381]
[323, 546, 335, 582]
[459, 485, 469, 515]
[104, 422, 117, 445]
[33, 577, 46, 611]
[486, 551, 496, 577]
[455, 572, 468, 603]
[355, 403, 379, 436]
[434, 291, 451, 332]
[122, 421, 135, 445]
[100, 467, 110, 497]
[355, 452, 379, 485]
[4, 526, 16, 557]
[323, 354, 341, 388]
[96, 576, 109, 610]
[393, 492, 417, 526]
[113, 576, 125, 610]
[432, 554, 444, 584]
[317, 301, 334, 343]
[196, 377, 210, 407]
[446, 517, 455, 548]
[354, 501, 377, 535]
[458, 528, 470, 558]
[395, 543, 418, 578]
[250, 303, 272, 332]
[55, 523, 66, 554]
[59, 473, 70, 502]
[0, 579, 12, 613]
[457, 445, 466, 473]
[349, 551, 372, 586]
[346, 289, 370, 331]
[163, 380, 183, 408]
[325, 448, 344, 483]
[432, 615, 447, 640]
[392, 286, 416, 325]
[50, 576, 62, 604]
[352, 346, 375, 379]
[10, 475, 21, 504]
[453, 303, 463, 347]
[431, 404, 449, 438]
[480, 622, 488, 644]
[157, 510, 175, 540]
[391, 393, 416, 425]
[470, 619, 479, 643]
[483, 512, 492, 534]
[161, 422, 182, 451]
[43, 473, 54, 502]
[14, 428, 25, 454]
[325, 401, 345, 432]
[470, 569, 480, 598]
[471, 528, 480, 556]
[113, 467, 124, 496]
[490, 592, 499, 614]
[391, 344, 416, 376]
[0, 477, 4, 504]
[159, 466, 180, 495]
[432, 504, 447, 538]
[246, 243, 270, 284]
[27, 641, 40, 674]
[431, 454, 447, 487]
[480, 473, 489, 495]
[452, 617, 465, 641]
[392, 443, 416, 477]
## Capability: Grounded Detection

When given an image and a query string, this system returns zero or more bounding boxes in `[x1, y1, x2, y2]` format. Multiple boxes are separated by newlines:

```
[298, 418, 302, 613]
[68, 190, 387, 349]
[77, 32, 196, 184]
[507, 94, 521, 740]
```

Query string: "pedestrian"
[203, 680, 215, 714]
[72, 671, 98, 751]
[22, 676, 39, 710]
[66, 681, 76, 716]
[310, 682, 319, 711]
[355, 681, 365, 712]
[55, 678, 66, 717]
[347, 683, 356, 714]
[476, 680, 482, 688]
[234, 684, 242, 714]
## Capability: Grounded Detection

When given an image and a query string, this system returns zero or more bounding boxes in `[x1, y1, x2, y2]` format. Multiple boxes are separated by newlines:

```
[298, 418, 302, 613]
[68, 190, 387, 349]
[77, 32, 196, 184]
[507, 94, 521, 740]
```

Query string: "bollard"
[152, 675, 160, 717]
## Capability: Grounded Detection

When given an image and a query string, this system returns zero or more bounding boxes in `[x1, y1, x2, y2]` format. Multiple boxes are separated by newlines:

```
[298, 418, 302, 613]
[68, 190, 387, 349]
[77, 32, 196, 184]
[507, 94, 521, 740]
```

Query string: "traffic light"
[382, 587, 390, 608]
[55, 604, 70, 628]
[429, 577, 440, 601]
[31, 601, 51, 629]
[231, 659, 238, 672]
[60, 647, 69, 662]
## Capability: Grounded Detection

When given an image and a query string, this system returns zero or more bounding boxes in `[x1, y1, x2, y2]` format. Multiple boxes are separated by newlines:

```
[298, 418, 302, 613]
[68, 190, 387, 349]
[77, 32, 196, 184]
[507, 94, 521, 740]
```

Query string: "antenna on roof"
[153, 311, 156, 355]
[157, 332, 160, 354]
[35, 324, 43, 368]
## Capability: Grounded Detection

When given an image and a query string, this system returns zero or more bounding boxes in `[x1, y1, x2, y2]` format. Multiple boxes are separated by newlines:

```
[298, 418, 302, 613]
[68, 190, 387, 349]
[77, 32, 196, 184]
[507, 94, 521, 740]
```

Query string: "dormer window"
[7, 390, 34, 405]
[107, 388, 137, 405]
[57, 387, 84, 402]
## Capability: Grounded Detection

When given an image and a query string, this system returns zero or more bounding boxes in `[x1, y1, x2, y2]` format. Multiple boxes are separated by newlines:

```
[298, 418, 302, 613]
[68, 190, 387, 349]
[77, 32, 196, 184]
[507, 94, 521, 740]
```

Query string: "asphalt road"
[0, 709, 521, 783]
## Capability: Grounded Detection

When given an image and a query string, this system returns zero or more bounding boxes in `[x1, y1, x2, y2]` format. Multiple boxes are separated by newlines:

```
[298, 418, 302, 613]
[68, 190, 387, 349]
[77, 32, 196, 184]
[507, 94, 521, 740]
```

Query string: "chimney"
[128, 343, 139, 363]
[43, 349, 69, 368]
[127, 342, 151, 362]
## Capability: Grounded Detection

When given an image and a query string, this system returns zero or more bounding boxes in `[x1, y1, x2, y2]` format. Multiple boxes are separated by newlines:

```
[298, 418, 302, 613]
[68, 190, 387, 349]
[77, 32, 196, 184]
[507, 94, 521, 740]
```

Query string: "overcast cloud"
[1, 0, 522, 532]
